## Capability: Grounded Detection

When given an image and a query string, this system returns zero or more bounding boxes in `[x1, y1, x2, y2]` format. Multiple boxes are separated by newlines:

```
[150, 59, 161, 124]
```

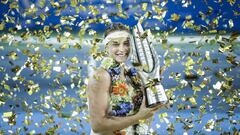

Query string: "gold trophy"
[131, 22, 168, 108]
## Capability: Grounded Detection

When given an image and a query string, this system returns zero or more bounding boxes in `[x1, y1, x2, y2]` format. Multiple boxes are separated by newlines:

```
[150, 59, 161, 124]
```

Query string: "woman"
[87, 23, 164, 135]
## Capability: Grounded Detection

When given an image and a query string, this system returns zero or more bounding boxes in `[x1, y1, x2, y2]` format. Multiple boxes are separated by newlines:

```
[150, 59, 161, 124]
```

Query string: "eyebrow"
[112, 41, 119, 43]
[110, 37, 130, 43]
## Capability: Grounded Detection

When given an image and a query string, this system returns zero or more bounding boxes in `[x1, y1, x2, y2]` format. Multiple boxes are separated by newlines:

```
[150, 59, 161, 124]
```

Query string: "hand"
[136, 96, 165, 120]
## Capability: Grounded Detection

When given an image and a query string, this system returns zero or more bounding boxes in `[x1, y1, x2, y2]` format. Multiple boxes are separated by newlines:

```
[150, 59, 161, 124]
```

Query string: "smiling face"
[105, 30, 131, 63]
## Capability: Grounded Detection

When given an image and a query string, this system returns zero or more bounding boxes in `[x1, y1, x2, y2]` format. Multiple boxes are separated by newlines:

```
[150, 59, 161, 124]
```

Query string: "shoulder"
[88, 68, 111, 88]
[93, 68, 110, 80]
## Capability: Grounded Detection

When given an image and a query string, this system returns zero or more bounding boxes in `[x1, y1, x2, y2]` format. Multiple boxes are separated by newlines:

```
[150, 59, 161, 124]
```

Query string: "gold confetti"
[40, 13, 46, 21]
[79, 4, 86, 11]
[192, 85, 201, 91]
[70, 57, 79, 64]
[2, 111, 16, 125]
[227, 0, 236, 6]
[0, 1, 239, 134]
[1, 0, 8, 4]
[189, 97, 197, 105]
[142, 3, 148, 11]
[171, 13, 181, 21]
[159, 112, 168, 119]
[7, 51, 18, 60]
[0, 21, 5, 30]
[39, 0, 46, 8]
[228, 19, 234, 28]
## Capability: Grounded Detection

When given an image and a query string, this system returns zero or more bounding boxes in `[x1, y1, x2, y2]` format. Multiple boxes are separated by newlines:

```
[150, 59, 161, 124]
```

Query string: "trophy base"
[145, 84, 168, 108]
[146, 101, 167, 108]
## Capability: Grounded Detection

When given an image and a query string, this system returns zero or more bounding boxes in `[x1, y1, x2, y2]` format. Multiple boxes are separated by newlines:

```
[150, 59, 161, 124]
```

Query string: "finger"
[151, 104, 164, 111]
[151, 108, 159, 112]
[141, 95, 145, 104]
[146, 111, 154, 117]
[152, 106, 161, 111]
[149, 106, 159, 112]
[140, 96, 146, 108]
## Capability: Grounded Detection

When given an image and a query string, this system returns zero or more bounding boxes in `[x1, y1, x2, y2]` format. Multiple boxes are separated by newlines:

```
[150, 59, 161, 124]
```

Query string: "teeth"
[117, 54, 125, 56]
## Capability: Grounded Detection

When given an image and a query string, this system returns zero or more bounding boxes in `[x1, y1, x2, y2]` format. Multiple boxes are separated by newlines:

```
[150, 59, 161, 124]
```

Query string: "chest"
[107, 67, 143, 116]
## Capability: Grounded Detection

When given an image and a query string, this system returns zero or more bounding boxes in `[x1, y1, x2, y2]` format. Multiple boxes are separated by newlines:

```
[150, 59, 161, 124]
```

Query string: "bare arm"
[87, 68, 161, 133]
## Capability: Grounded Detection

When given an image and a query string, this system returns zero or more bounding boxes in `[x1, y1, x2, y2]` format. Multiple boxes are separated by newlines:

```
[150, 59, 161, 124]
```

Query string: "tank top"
[92, 57, 151, 135]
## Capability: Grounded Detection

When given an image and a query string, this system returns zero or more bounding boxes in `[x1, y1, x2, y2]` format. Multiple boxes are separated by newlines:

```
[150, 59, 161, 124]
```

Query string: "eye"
[123, 41, 130, 46]
[112, 42, 120, 46]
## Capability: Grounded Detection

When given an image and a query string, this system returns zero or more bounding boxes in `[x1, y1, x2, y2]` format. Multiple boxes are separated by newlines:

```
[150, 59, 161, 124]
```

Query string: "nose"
[118, 43, 125, 51]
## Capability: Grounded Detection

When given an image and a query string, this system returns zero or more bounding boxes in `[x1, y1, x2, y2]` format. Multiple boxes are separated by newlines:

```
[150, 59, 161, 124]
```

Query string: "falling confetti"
[0, 0, 239, 134]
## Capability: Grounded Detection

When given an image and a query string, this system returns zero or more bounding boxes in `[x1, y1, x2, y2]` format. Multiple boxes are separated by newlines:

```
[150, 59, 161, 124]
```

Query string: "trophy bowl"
[131, 22, 168, 108]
